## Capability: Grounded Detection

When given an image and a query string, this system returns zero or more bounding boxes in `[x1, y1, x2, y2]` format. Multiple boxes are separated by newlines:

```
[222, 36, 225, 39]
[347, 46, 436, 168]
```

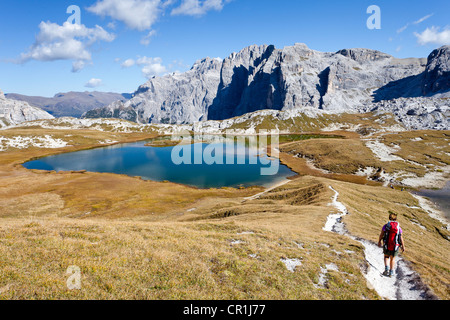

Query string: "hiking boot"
[383, 269, 390, 277]
[389, 270, 394, 278]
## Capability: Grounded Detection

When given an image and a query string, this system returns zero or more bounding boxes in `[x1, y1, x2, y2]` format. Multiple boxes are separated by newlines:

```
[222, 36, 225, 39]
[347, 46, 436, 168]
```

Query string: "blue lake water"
[416, 181, 450, 220]
[23, 139, 296, 189]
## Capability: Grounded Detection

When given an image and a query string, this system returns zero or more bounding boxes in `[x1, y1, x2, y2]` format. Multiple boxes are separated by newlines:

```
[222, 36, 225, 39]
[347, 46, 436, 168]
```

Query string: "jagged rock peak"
[0, 89, 5, 100]
[223, 44, 276, 69]
[293, 43, 310, 49]
[228, 44, 271, 57]
[191, 56, 223, 70]
[0, 91, 54, 127]
[336, 48, 392, 63]
[428, 45, 450, 60]
[423, 45, 450, 95]
[84, 43, 449, 130]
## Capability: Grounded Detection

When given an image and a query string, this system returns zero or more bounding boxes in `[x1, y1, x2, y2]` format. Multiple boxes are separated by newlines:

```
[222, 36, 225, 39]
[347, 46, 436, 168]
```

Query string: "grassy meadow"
[0, 121, 448, 300]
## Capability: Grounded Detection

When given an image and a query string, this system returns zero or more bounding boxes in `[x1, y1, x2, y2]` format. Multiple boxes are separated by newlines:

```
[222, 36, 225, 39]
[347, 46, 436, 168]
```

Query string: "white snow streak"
[0, 135, 68, 151]
[324, 186, 431, 300]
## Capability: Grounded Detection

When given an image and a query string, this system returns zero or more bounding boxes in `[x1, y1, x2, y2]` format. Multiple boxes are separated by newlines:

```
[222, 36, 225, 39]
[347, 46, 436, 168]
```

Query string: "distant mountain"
[6, 91, 132, 118]
[83, 44, 449, 130]
[0, 89, 54, 127]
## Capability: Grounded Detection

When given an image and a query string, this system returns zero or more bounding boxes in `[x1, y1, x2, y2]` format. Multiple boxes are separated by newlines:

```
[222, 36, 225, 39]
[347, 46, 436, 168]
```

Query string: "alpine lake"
[23, 134, 341, 189]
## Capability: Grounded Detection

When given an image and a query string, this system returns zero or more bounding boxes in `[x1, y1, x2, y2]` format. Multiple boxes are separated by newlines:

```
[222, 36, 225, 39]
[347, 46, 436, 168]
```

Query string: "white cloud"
[87, 0, 230, 47]
[141, 63, 167, 78]
[120, 56, 168, 78]
[397, 23, 409, 34]
[72, 60, 90, 73]
[85, 78, 103, 88]
[413, 13, 434, 25]
[136, 56, 167, 78]
[414, 26, 450, 46]
[19, 21, 115, 72]
[34, 21, 115, 44]
[121, 59, 136, 68]
[171, 0, 231, 16]
[141, 30, 157, 46]
[88, 0, 163, 31]
[107, 22, 117, 30]
[397, 13, 434, 34]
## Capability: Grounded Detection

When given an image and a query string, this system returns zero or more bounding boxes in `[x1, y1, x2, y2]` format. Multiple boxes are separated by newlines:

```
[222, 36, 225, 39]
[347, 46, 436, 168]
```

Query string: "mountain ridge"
[83, 43, 449, 130]
[0, 89, 54, 127]
[6, 91, 131, 118]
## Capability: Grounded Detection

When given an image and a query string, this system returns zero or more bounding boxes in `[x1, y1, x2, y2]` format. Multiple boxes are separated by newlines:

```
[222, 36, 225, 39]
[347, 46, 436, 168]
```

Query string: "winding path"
[324, 186, 436, 300]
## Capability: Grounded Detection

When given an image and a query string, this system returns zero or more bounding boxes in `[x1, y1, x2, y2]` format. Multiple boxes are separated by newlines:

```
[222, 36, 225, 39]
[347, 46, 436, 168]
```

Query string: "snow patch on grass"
[324, 185, 434, 300]
[280, 258, 302, 272]
[365, 140, 403, 162]
[0, 135, 68, 151]
[401, 166, 450, 189]
[323, 186, 348, 234]
[314, 263, 339, 289]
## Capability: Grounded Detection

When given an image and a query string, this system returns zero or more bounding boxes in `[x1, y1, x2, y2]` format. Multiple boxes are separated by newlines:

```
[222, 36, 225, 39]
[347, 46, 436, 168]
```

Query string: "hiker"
[378, 212, 406, 277]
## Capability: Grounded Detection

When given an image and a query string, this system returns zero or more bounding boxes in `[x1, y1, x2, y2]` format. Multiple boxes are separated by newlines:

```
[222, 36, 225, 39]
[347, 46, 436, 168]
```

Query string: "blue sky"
[0, 0, 449, 97]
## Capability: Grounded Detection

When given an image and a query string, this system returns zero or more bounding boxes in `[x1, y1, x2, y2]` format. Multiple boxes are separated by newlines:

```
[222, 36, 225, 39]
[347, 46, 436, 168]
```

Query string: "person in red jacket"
[378, 212, 406, 277]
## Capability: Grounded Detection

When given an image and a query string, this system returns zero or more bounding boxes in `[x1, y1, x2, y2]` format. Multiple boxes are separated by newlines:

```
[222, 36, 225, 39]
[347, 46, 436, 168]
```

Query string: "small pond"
[416, 181, 450, 220]
[23, 135, 299, 189]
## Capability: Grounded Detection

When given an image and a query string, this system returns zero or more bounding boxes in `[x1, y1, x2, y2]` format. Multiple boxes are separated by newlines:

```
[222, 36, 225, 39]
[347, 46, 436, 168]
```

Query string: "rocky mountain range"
[0, 89, 54, 128]
[83, 44, 450, 130]
[6, 91, 131, 118]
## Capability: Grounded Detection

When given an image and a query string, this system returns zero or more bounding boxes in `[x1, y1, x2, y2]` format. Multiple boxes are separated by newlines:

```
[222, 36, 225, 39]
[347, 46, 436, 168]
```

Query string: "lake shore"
[415, 181, 450, 222]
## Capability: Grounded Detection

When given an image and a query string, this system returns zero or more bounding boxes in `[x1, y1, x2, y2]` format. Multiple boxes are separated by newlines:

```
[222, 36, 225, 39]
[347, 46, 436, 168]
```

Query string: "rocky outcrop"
[6, 91, 131, 118]
[336, 48, 393, 63]
[0, 90, 54, 127]
[367, 97, 449, 130]
[208, 44, 280, 120]
[84, 44, 450, 129]
[84, 57, 223, 124]
[422, 45, 450, 95]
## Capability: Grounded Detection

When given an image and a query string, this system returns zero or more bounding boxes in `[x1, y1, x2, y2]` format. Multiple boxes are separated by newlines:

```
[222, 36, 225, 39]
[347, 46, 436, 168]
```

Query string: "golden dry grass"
[332, 180, 450, 299]
[0, 177, 381, 300]
[228, 112, 400, 133]
[0, 128, 261, 220]
[0, 214, 377, 300]
[280, 138, 381, 175]
[278, 130, 450, 187]
[0, 125, 449, 300]
[381, 131, 450, 168]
